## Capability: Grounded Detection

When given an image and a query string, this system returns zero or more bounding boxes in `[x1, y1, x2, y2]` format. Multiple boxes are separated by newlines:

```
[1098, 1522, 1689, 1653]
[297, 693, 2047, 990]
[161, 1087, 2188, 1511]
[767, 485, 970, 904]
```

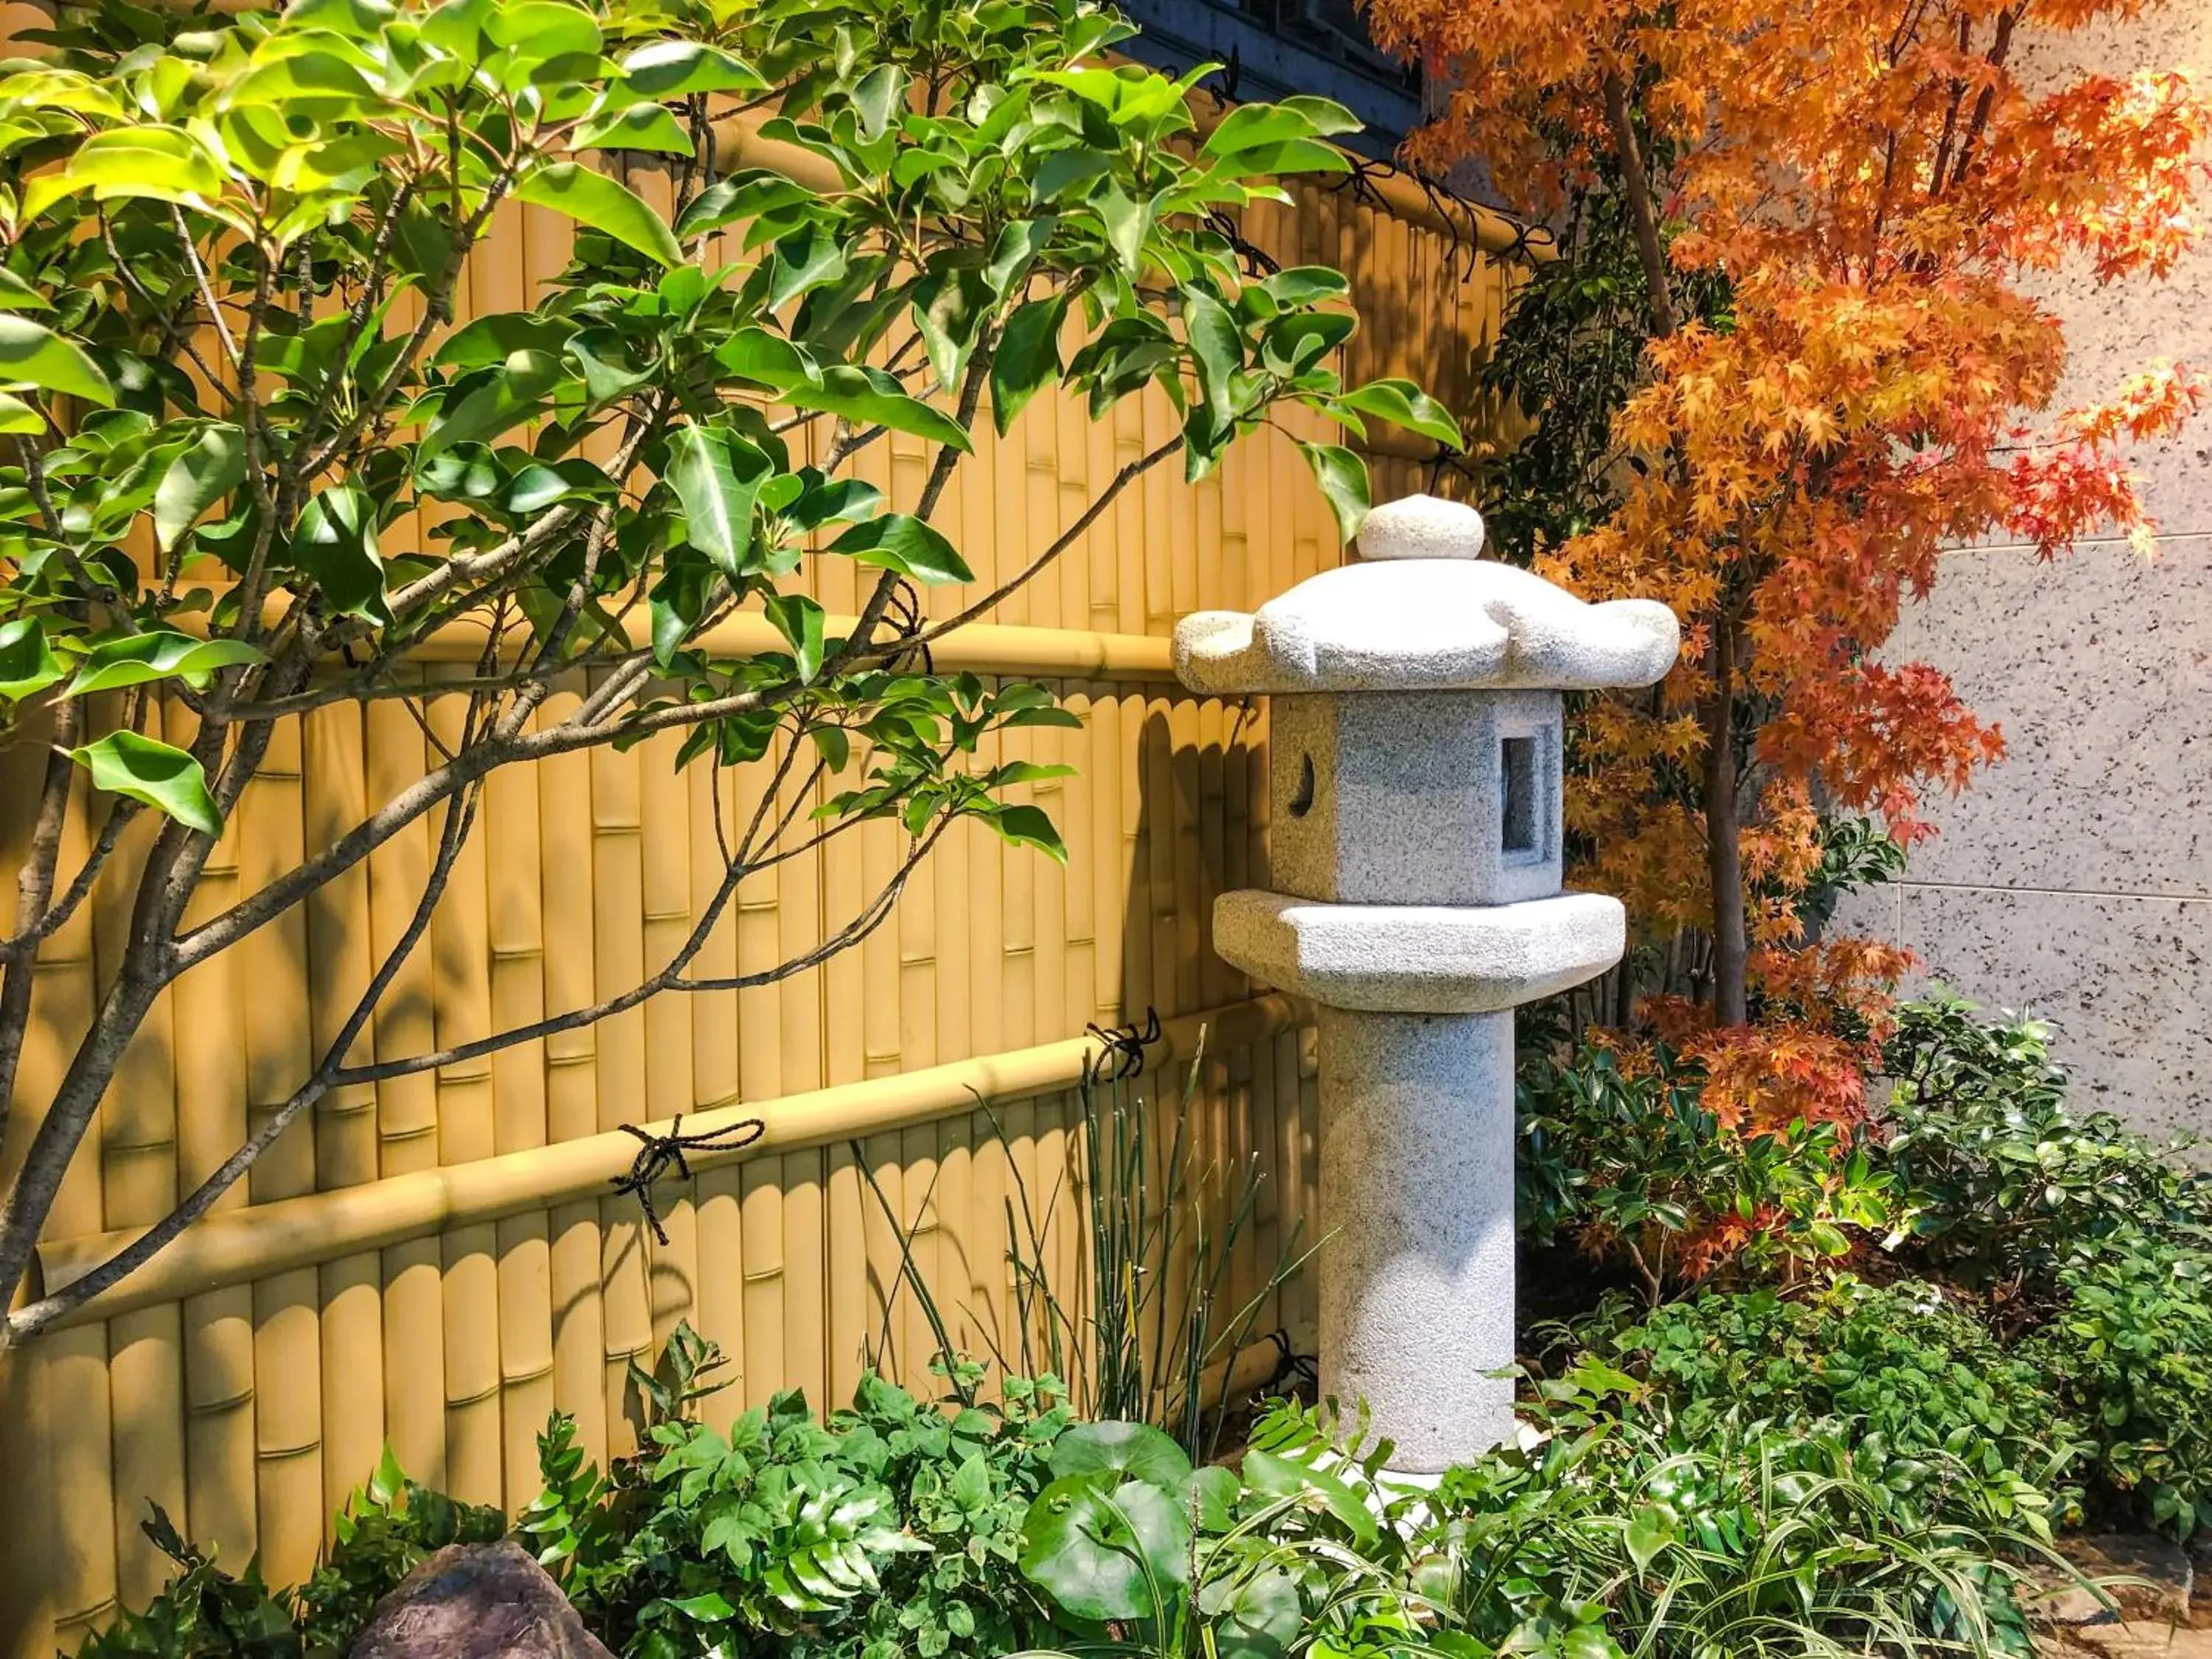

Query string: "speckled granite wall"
[1834, 2, 2212, 1138]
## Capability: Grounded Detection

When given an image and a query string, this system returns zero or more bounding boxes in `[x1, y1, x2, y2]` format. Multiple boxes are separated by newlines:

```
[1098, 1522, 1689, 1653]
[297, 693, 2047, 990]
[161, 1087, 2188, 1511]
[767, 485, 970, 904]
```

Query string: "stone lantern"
[1175, 495, 1678, 1473]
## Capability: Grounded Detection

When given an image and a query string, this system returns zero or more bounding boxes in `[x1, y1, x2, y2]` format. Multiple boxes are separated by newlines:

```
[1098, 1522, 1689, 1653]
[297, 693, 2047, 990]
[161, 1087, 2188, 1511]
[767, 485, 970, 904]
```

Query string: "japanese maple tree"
[1369, 0, 2208, 1123]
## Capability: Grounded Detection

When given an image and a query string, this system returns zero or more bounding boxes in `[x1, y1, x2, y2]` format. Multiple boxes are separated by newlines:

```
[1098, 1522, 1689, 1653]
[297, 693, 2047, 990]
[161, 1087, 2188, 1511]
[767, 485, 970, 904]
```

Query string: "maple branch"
[1947, 6, 2019, 194]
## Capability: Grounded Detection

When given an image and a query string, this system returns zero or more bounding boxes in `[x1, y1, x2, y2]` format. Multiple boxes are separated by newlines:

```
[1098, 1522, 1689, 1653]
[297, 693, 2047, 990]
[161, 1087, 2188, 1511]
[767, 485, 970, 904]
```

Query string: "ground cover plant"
[82, 1326, 2055, 1659]
[0, 0, 1460, 1346]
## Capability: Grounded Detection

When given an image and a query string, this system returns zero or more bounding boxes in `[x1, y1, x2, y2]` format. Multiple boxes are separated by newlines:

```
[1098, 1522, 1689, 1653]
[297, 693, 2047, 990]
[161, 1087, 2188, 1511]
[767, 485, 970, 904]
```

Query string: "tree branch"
[324, 815, 947, 1090]
[0, 778, 487, 1348]
[917, 437, 1180, 644]
[0, 700, 82, 1154]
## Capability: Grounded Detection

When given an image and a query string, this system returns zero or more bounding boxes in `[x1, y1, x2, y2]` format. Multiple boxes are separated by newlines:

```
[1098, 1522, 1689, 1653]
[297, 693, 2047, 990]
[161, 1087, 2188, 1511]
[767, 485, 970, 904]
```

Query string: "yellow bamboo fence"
[0, 119, 1530, 1655]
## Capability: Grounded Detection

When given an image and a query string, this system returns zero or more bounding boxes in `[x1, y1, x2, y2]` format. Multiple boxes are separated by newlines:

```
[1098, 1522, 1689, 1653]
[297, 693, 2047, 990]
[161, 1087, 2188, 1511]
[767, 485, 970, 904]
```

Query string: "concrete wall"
[1838, 3, 2212, 1138]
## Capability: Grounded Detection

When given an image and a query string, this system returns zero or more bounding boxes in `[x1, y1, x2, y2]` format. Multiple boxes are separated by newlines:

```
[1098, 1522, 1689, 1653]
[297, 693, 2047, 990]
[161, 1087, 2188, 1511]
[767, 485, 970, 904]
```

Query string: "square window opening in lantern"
[1500, 734, 1538, 859]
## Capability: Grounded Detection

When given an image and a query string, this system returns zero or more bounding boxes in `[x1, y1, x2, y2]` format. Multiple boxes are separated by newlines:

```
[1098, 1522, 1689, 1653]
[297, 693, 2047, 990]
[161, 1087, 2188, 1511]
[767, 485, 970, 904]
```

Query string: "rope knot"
[611, 1115, 767, 1244]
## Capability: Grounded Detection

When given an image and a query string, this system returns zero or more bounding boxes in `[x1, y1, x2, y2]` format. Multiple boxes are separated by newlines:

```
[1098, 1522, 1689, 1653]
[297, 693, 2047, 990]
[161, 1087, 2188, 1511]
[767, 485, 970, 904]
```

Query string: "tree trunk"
[0, 967, 159, 1335]
[1704, 622, 1748, 1026]
[1602, 70, 1677, 341]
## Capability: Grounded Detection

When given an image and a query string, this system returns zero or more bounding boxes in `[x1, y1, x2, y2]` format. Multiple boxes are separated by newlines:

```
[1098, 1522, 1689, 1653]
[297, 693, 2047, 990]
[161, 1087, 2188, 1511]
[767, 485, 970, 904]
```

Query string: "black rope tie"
[611, 1115, 767, 1244]
[1203, 207, 1282, 278]
[1084, 1006, 1163, 1086]
[883, 577, 934, 675]
[1264, 1327, 1319, 1391]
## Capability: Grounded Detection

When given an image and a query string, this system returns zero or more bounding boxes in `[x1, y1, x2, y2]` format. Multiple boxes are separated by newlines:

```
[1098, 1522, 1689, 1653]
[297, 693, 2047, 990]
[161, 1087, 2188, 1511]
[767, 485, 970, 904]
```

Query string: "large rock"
[349, 1542, 612, 1659]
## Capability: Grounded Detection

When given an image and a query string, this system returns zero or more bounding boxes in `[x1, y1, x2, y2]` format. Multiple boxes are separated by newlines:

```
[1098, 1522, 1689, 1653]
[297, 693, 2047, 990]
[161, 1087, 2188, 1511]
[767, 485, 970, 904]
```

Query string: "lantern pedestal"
[1316, 1004, 1516, 1472]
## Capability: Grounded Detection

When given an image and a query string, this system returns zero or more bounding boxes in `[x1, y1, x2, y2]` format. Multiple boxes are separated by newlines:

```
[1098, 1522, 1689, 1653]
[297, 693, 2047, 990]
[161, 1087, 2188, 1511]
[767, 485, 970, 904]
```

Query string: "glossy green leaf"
[782, 472, 882, 532]
[1047, 1420, 1192, 1489]
[153, 423, 246, 551]
[987, 802, 1065, 862]
[0, 314, 114, 406]
[984, 216, 1057, 298]
[66, 630, 264, 696]
[516, 163, 683, 268]
[768, 222, 847, 308]
[484, 0, 601, 60]
[293, 484, 386, 619]
[1240, 1446, 1377, 1546]
[573, 102, 694, 156]
[1296, 439, 1369, 543]
[762, 591, 826, 682]
[1258, 265, 1351, 309]
[69, 729, 221, 835]
[1018, 1472, 1188, 1621]
[0, 616, 63, 702]
[713, 328, 822, 392]
[1094, 181, 1152, 276]
[908, 266, 990, 389]
[783, 366, 973, 453]
[990, 294, 1068, 435]
[22, 125, 228, 220]
[827, 513, 973, 584]
[0, 392, 42, 433]
[849, 63, 905, 141]
[619, 39, 766, 97]
[421, 348, 563, 459]
[1201, 96, 1359, 159]
[667, 424, 776, 580]
[1335, 377, 1462, 449]
[673, 168, 815, 238]
[1182, 285, 1241, 427]
[1214, 1567, 1303, 1659]
[0, 268, 51, 312]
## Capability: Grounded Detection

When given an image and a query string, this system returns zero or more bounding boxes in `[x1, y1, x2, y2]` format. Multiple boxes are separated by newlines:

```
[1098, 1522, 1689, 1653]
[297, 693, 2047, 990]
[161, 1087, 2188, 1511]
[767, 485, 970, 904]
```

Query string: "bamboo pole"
[39, 997, 1304, 1328]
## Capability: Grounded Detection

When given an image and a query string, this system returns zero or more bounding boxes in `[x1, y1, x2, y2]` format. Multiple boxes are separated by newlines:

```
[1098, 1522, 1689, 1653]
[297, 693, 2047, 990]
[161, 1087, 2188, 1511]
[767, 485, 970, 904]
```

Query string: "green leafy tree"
[0, 0, 1458, 1346]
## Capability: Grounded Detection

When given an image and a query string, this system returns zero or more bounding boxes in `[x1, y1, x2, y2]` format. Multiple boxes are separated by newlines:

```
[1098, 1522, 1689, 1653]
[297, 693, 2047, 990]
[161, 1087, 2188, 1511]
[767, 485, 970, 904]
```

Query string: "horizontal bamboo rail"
[35, 994, 1308, 1329]
[182, 600, 1184, 680]
[415, 613, 1183, 680]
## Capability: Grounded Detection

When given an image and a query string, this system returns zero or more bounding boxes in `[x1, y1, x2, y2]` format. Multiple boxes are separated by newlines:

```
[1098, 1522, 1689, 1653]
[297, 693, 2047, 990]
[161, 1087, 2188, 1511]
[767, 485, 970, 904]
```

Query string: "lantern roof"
[1173, 496, 1680, 697]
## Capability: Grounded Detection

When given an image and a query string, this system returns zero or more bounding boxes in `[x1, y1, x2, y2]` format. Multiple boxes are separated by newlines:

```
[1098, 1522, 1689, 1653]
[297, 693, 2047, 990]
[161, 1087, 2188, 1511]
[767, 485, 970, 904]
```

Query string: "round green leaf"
[1048, 1419, 1194, 1489]
[1018, 1471, 1189, 1622]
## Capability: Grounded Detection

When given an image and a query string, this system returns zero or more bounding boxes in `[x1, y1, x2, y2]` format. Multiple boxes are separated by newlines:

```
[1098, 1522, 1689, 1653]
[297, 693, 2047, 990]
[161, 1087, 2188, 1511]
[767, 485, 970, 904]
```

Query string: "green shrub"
[1876, 996, 2212, 1540]
[1425, 1361, 2043, 1659]
[1574, 1279, 2079, 1533]
[532, 1336, 1068, 1659]
[1014, 1409, 1441, 1659]
[2027, 1229, 2212, 1540]
[1517, 1043, 1899, 1301]
[76, 1461, 504, 1659]
[1522, 992, 2212, 1543]
[1882, 993, 2211, 1298]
